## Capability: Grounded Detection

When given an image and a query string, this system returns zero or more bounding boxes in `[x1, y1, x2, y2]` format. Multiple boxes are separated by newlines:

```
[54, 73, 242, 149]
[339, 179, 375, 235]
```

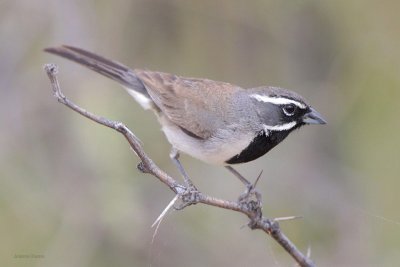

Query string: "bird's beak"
[302, 107, 327, 125]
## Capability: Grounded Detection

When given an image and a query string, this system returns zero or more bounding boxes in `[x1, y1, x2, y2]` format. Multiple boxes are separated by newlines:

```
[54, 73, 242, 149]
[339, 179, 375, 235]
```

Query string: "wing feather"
[135, 70, 241, 139]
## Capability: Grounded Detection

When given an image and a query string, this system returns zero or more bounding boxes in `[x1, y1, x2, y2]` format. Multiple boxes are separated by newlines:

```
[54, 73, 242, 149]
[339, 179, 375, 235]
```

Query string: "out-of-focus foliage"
[1, 1, 400, 266]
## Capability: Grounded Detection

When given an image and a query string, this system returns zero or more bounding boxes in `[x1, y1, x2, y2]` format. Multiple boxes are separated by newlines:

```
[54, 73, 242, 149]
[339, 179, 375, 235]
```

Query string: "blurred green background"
[1, 0, 400, 266]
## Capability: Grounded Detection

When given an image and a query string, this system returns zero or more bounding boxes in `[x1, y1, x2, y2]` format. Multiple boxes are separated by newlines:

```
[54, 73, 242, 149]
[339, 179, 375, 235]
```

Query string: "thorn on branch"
[274, 215, 303, 222]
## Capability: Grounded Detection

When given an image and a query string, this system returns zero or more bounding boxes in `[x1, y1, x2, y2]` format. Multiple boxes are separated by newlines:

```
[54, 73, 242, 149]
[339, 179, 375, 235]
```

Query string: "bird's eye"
[282, 104, 296, 116]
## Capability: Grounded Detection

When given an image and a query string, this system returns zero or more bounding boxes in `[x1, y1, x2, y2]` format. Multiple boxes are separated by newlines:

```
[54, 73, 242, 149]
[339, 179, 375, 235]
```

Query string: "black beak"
[302, 107, 327, 125]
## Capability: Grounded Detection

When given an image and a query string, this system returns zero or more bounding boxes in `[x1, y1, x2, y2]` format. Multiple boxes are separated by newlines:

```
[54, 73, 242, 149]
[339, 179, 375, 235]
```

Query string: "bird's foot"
[174, 185, 200, 210]
[238, 170, 263, 208]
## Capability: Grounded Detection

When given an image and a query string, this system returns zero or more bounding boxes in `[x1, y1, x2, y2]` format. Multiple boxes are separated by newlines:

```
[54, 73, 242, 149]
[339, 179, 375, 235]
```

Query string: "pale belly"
[161, 124, 255, 165]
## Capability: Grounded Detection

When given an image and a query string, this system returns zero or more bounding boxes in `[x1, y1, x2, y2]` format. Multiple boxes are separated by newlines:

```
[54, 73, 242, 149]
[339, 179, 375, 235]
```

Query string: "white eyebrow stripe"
[263, 121, 297, 132]
[250, 94, 306, 109]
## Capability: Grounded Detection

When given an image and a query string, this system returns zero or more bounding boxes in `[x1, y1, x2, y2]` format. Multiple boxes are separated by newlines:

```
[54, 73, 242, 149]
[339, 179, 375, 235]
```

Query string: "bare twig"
[44, 63, 316, 267]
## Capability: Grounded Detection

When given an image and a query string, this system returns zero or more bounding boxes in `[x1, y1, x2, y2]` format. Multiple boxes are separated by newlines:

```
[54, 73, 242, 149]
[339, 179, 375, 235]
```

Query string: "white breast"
[160, 120, 256, 165]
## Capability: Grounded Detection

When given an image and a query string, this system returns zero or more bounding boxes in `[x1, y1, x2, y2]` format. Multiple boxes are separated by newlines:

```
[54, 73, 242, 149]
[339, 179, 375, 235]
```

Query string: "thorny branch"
[44, 64, 316, 267]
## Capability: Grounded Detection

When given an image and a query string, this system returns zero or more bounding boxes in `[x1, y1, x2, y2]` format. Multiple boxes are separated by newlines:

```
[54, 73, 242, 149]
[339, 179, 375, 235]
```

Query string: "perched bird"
[45, 45, 326, 186]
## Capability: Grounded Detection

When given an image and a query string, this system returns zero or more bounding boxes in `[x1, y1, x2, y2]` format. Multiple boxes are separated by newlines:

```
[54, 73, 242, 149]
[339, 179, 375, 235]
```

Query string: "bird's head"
[249, 87, 326, 136]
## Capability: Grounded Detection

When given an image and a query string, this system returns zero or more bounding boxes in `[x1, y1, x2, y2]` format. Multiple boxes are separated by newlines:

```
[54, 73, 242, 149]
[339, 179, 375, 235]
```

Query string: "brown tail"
[44, 45, 148, 96]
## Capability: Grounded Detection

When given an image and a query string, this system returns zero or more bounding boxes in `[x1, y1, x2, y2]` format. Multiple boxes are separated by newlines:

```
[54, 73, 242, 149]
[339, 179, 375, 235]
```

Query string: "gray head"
[226, 86, 325, 164]
[249, 86, 326, 132]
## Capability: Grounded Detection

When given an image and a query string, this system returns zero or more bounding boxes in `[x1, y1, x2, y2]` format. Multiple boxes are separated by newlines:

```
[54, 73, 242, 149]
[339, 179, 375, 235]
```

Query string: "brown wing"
[135, 70, 241, 139]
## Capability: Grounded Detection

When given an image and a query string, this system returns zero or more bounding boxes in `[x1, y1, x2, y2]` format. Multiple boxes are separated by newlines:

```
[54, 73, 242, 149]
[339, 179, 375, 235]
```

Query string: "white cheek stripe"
[250, 94, 306, 109]
[263, 121, 297, 132]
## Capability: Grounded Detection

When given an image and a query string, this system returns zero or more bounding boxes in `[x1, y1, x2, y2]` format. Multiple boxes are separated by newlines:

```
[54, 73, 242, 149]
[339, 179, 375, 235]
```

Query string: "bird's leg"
[170, 148, 196, 190]
[225, 166, 262, 204]
[225, 166, 252, 187]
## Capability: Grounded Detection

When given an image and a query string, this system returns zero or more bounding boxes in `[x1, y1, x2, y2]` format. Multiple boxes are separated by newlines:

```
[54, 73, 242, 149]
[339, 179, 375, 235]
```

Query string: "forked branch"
[44, 64, 315, 267]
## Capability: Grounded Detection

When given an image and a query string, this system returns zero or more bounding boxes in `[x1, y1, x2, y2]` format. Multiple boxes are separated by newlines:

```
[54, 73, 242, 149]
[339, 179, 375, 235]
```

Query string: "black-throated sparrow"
[45, 45, 326, 186]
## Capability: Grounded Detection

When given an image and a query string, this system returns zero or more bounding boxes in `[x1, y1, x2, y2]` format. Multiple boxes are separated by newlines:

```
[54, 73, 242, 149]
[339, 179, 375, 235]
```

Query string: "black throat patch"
[225, 130, 291, 164]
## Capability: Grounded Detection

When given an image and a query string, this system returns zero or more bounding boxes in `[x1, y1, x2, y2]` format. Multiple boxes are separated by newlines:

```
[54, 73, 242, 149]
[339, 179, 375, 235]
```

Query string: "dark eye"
[282, 104, 296, 116]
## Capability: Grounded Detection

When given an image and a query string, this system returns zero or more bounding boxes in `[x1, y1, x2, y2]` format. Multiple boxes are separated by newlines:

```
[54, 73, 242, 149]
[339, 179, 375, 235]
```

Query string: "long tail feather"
[44, 45, 148, 96]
